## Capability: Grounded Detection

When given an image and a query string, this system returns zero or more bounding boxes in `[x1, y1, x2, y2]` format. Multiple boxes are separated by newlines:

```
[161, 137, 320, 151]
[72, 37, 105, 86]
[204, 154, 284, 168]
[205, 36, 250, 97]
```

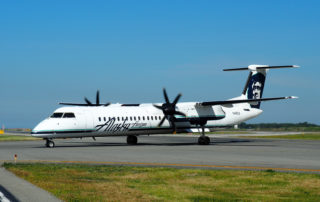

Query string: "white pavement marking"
[0, 167, 61, 202]
[0, 192, 10, 202]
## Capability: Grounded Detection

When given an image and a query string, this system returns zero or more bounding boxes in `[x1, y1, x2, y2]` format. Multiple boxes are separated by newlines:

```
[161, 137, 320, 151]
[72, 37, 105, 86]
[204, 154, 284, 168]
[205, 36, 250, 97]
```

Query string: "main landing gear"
[45, 139, 55, 148]
[197, 125, 210, 145]
[127, 135, 138, 145]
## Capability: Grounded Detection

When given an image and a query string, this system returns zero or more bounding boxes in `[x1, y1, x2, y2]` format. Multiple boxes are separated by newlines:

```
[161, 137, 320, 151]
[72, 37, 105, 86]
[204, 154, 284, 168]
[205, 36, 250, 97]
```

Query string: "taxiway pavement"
[0, 134, 319, 172]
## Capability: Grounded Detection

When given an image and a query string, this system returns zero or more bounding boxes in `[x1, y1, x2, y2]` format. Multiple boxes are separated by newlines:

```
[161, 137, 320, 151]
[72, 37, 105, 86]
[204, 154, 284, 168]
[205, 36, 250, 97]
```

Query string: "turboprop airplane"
[31, 65, 299, 148]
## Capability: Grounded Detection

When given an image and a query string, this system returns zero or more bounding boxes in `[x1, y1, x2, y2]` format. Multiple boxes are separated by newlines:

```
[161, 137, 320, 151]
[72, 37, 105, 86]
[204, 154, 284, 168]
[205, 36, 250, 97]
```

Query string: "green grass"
[4, 163, 320, 201]
[241, 133, 320, 140]
[0, 135, 38, 141]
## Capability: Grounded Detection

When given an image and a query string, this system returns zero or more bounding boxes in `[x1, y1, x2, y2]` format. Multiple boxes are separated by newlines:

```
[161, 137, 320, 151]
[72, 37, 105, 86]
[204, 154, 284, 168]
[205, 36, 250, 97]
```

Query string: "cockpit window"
[50, 113, 63, 118]
[63, 113, 76, 118]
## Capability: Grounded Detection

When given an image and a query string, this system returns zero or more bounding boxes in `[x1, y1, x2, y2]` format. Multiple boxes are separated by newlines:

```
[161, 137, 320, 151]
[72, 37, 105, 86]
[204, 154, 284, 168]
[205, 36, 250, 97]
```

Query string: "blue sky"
[1, 1, 319, 128]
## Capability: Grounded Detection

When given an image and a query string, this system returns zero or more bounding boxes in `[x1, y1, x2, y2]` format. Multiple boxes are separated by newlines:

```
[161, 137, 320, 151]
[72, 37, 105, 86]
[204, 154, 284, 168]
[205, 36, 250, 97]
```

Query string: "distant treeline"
[238, 122, 320, 131]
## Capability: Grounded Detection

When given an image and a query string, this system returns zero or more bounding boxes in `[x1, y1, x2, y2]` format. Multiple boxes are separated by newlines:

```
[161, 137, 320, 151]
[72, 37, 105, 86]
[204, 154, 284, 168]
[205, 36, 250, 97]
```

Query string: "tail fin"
[224, 64, 299, 109]
[244, 69, 266, 108]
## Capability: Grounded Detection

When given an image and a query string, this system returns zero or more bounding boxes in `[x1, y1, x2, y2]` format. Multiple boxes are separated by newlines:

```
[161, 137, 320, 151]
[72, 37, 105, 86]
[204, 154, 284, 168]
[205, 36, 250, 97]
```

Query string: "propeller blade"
[172, 93, 182, 105]
[163, 88, 170, 104]
[174, 111, 186, 117]
[96, 90, 100, 106]
[153, 104, 163, 110]
[84, 97, 93, 106]
[170, 119, 176, 133]
[158, 117, 166, 127]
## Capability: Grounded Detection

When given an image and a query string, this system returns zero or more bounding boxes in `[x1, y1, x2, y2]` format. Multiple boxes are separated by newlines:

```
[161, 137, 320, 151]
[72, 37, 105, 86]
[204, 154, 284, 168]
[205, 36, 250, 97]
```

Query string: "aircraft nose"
[31, 125, 41, 137]
[31, 120, 48, 137]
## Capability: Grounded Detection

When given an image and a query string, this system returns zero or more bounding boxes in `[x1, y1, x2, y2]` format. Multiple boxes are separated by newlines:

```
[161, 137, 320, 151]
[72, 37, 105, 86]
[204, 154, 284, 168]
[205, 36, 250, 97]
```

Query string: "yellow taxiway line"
[1, 160, 320, 173]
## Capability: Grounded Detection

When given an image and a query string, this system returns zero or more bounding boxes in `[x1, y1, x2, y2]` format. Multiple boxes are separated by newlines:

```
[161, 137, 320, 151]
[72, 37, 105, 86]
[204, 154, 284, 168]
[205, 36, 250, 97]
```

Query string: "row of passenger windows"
[98, 115, 162, 122]
[50, 113, 75, 118]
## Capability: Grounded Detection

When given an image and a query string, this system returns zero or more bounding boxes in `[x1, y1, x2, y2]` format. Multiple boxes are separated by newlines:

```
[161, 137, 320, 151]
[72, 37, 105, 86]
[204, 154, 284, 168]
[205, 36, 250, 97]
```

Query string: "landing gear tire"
[45, 139, 55, 148]
[127, 135, 138, 145]
[198, 136, 210, 145]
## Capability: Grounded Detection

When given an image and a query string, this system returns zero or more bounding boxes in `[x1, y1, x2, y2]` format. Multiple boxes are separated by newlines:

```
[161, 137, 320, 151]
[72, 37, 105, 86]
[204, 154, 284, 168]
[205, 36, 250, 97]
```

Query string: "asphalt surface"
[0, 134, 319, 172]
[0, 167, 61, 202]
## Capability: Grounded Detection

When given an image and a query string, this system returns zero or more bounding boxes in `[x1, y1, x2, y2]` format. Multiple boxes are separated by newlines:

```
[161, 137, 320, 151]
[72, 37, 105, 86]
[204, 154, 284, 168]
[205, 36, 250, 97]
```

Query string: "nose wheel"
[45, 139, 55, 148]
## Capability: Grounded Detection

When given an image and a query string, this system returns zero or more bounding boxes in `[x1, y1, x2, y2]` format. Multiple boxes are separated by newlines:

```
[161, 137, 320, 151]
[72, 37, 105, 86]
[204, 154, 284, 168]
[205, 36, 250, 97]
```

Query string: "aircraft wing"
[199, 96, 298, 106]
[59, 103, 93, 106]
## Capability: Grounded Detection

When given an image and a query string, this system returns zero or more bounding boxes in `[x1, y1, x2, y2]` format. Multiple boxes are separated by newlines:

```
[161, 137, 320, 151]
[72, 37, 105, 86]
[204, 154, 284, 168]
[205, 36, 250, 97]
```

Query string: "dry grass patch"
[4, 163, 320, 201]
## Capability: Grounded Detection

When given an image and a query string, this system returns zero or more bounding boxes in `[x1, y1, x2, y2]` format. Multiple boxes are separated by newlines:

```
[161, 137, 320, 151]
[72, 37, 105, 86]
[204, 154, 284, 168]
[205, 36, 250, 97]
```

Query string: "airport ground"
[0, 132, 320, 201]
[1, 132, 320, 171]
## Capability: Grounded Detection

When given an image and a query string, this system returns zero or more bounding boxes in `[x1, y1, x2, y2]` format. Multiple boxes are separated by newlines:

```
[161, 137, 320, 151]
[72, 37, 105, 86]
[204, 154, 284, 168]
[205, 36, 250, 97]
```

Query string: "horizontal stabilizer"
[199, 96, 298, 106]
[224, 65, 299, 71]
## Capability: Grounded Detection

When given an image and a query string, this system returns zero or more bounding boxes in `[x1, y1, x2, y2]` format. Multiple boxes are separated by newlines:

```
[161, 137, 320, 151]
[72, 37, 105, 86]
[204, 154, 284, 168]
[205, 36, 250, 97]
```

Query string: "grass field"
[4, 163, 320, 201]
[241, 133, 320, 140]
[0, 134, 38, 141]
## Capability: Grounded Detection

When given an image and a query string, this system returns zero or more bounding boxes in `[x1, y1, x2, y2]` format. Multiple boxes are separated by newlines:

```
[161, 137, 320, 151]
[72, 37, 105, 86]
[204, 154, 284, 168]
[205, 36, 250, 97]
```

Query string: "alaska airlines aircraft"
[31, 65, 299, 148]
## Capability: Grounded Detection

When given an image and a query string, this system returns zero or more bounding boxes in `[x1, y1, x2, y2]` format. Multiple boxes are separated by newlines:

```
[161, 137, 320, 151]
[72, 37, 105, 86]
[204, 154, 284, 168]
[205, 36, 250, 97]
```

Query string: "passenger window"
[134, 117, 136, 121]
[143, 116, 145, 121]
[117, 117, 120, 121]
[155, 116, 157, 120]
[104, 117, 106, 121]
[138, 116, 140, 121]
[98, 117, 101, 122]
[130, 117, 132, 121]
[51, 113, 63, 118]
[151, 116, 153, 120]
[147, 116, 149, 120]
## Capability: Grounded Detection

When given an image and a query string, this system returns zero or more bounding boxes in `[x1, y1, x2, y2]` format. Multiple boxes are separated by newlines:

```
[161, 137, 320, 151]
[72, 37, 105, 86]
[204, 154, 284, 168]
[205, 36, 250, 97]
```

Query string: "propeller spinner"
[153, 88, 186, 132]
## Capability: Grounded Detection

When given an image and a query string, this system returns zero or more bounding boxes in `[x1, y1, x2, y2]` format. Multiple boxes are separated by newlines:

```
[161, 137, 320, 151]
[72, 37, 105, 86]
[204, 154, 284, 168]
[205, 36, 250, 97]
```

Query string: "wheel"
[46, 140, 55, 148]
[198, 136, 210, 145]
[205, 136, 210, 144]
[127, 135, 138, 145]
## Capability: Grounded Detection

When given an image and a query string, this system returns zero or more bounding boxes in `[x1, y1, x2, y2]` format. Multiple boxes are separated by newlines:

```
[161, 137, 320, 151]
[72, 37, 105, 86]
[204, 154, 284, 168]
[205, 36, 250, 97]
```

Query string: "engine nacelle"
[188, 105, 225, 125]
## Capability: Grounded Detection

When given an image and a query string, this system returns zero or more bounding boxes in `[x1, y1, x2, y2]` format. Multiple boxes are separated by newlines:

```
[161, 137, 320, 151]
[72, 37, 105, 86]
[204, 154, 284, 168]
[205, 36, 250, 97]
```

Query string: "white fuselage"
[31, 101, 262, 139]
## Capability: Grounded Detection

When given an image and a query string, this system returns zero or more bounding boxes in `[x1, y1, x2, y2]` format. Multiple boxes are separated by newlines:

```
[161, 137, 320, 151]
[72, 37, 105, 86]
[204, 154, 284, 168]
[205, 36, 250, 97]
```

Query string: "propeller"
[153, 88, 186, 132]
[84, 90, 111, 106]
[59, 90, 111, 106]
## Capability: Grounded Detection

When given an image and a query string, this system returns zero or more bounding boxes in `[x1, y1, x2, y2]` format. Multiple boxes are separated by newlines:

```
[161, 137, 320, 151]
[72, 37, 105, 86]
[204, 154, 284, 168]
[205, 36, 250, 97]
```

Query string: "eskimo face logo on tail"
[252, 81, 262, 99]
[247, 72, 266, 108]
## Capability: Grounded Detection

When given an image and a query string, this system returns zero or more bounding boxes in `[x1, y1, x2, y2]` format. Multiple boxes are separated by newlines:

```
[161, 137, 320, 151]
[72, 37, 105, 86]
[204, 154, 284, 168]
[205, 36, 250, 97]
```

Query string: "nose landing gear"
[45, 139, 55, 148]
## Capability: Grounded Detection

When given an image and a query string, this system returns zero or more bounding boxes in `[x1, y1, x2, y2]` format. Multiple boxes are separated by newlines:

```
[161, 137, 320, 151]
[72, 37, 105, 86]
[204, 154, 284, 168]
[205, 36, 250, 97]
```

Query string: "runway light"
[14, 154, 17, 163]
